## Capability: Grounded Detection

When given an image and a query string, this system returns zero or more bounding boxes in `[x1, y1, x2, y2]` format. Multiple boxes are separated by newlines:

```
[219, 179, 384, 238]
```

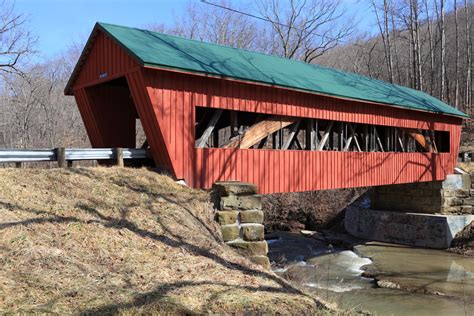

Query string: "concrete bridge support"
[212, 182, 270, 270]
[346, 173, 474, 248]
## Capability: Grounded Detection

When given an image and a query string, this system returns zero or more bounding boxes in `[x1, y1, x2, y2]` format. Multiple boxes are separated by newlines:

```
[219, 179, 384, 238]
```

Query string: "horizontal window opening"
[195, 107, 450, 153]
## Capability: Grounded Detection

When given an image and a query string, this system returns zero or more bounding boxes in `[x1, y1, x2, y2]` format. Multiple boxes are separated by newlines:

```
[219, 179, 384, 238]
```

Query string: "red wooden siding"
[126, 70, 174, 169]
[140, 69, 195, 184]
[71, 35, 463, 194]
[194, 150, 457, 193]
[141, 69, 461, 194]
[73, 88, 103, 146]
[73, 30, 139, 90]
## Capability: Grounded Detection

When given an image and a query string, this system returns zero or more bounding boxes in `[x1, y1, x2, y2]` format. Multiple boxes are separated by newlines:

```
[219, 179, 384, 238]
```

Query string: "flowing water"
[268, 232, 474, 315]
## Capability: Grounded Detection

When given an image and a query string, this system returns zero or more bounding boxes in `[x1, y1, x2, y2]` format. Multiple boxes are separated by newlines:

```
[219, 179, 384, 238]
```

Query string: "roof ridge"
[98, 22, 450, 101]
[97, 22, 336, 70]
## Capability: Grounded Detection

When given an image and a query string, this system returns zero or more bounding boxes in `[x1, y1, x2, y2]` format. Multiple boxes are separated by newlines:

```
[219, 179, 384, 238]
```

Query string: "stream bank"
[268, 231, 474, 315]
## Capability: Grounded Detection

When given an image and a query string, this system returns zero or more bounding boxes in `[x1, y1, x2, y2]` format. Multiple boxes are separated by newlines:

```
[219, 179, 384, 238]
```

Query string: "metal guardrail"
[64, 148, 148, 160]
[0, 148, 149, 164]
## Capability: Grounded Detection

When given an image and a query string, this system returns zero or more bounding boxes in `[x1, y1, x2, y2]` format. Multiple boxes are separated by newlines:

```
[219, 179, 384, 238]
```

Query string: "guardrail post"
[115, 148, 124, 167]
[56, 147, 66, 168]
[15, 162, 22, 168]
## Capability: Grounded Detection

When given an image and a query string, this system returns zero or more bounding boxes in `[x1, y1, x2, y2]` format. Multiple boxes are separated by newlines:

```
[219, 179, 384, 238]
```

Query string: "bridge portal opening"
[84, 77, 144, 149]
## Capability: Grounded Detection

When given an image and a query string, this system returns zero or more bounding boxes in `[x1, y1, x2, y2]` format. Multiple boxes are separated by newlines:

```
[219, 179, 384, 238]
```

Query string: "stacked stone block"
[441, 173, 474, 214]
[372, 173, 474, 215]
[212, 181, 270, 270]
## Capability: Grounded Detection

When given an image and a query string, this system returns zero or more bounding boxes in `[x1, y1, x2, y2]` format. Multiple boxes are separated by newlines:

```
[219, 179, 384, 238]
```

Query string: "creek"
[268, 232, 474, 315]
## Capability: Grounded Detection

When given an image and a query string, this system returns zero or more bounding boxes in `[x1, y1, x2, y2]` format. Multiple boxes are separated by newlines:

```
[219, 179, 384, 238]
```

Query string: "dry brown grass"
[457, 162, 474, 173]
[0, 167, 330, 314]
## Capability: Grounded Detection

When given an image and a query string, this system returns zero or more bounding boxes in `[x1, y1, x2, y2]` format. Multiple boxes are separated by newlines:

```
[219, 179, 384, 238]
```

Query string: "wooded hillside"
[0, 0, 471, 150]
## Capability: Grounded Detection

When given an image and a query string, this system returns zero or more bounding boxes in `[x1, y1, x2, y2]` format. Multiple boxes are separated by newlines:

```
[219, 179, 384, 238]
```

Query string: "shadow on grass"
[0, 169, 326, 313]
[79, 279, 310, 315]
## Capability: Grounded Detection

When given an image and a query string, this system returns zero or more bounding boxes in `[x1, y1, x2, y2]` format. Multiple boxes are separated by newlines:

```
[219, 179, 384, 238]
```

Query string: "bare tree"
[399, 0, 424, 90]
[453, 0, 460, 108]
[371, 0, 395, 83]
[167, 1, 262, 50]
[465, 0, 472, 111]
[0, 45, 88, 149]
[437, 0, 447, 100]
[424, 0, 436, 95]
[390, 12, 403, 83]
[256, 0, 355, 62]
[0, 0, 36, 76]
[413, 0, 423, 91]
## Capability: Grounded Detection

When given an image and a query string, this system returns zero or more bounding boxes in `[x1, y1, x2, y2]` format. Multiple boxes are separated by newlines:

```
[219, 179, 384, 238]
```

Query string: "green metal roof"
[94, 22, 467, 118]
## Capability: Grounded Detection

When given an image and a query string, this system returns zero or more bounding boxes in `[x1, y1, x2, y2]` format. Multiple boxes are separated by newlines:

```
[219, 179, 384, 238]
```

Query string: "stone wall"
[212, 181, 270, 270]
[371, 174, 473, 215]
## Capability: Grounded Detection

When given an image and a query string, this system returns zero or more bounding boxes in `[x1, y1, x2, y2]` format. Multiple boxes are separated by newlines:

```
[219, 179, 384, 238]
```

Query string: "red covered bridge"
[65, 22, 468, 194]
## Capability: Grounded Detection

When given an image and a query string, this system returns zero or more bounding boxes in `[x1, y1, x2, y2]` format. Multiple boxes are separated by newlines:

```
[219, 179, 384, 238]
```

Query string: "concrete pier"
[347, 172, 474, 248]
[345, 206, 474, 249]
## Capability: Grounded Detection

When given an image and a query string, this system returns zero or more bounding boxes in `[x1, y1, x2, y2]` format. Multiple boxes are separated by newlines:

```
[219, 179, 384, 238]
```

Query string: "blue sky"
[16, 0, 189, 59]
[15, 0, 371, 60]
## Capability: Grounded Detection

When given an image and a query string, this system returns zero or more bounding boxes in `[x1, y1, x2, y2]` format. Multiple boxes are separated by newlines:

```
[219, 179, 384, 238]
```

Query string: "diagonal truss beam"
[196, 109, 223, 148]
[316, 121, 334, 151]
[223, 116, 299, 149]
[282, 119, 302, 150]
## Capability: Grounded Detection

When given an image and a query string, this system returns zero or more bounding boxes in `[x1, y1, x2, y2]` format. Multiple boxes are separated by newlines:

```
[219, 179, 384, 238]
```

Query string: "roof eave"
[64, 23, 102, 96]
[64, 22, 146, 96]
[141, 64, 469, 120]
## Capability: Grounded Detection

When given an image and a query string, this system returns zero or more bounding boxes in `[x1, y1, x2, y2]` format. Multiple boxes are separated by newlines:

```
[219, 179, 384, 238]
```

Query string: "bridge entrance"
[84, 77, 142, 149]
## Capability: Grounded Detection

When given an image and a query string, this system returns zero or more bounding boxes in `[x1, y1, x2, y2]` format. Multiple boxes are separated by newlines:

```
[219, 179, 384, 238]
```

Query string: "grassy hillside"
[0, 167, 330, 314]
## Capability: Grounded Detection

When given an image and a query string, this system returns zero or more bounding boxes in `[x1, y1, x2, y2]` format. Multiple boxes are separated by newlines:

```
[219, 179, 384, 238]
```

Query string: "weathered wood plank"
[316, 121, 334, 151]
[396, 129, 405, 152]
[223, 116, 299, 149]
[282, 119, 302, 150]
[345, 124, 361, 152]
[402, 128, 436, 153]
[230, 111, 238, 137]
[196, 109, 223, 148]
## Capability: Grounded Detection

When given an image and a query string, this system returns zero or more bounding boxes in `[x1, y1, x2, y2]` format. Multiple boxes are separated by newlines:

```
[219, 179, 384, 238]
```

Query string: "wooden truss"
[195, 108, 447, 153]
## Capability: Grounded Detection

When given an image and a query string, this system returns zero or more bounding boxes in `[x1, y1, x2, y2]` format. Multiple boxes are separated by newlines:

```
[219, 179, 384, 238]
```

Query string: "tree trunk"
[440, 0, 447, 101]
[454, 0, 460, 109]
[413, 0, 423, 91]
[371, 0, 394, 83]
[465, 0, 472, 112]
[384, 0, 394, 83]
[424, 0, 435, 95]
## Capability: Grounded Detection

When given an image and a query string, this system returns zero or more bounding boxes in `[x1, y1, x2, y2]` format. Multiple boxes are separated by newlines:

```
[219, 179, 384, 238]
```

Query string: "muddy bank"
[450, 221, 474, 256]
[262, 188, 367, 232]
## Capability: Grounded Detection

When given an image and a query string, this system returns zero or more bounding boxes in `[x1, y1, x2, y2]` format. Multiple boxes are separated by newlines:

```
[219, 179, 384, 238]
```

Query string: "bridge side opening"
[195, 107, 450, 153]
